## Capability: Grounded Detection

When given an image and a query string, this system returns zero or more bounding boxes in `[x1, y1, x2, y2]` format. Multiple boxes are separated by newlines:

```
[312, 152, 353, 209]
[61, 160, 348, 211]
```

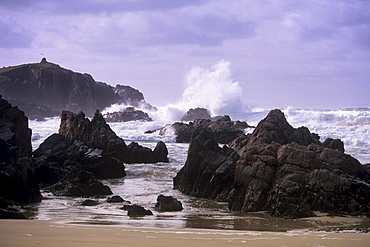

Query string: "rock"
[122, 205, 153, 217]
[173, 127, 239, 201]
[155, 195, 183, 212]
[103, 107, 152, 122]
[152, 141, 169, 163]
[175, 109, 370, 219]
[181, 108, 212, 121]
[80, 199, 100, 206]
[106, 195, 130, 203]
[45, 165, 112, 196]
[168, 115, 252, 144]
[322, 138, 345, 152]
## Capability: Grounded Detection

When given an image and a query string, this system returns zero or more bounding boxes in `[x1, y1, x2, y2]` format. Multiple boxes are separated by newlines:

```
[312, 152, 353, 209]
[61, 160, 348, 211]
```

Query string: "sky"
[1, 0, 369, 109]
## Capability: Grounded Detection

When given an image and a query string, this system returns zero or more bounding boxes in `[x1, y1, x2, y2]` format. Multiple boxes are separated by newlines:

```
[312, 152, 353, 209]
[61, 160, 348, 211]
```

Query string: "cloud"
[0, 16, 33, 48]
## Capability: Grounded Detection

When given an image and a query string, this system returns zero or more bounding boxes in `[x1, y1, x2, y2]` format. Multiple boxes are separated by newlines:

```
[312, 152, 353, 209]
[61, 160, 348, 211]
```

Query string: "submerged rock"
[122, 205, 153, 217]
[103, 107, 152, 122]
[175, 109, 370, 219]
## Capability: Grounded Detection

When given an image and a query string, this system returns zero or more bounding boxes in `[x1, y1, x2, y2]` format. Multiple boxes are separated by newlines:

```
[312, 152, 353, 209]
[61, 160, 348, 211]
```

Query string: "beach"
[1, 219, 369, 247]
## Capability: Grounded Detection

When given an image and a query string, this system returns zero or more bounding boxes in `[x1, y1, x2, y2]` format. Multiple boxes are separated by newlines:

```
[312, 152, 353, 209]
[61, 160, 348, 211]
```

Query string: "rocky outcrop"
[103, 107, 152, 122]
[181, 108, 212, 121]
[155, 195, 183, 212]
[174, 109, 370, 218]
[163, 115, 252, 144]
[0, 59, 154, 119]
[57, 110, 168, 164]
[173, 127, 239, 201]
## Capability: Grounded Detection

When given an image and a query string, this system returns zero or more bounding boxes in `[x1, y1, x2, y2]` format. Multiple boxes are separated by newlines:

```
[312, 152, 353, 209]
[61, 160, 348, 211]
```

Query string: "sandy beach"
[0, 219, 369, 247]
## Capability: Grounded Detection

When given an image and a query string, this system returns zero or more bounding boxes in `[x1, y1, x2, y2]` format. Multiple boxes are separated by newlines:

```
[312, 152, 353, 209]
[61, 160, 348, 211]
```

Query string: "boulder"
[155, 195, 183, 212]
[175, 109, 370, 219]
[103, 107, 152, 122]
[44, 165, 112, 196]
[122, 205, 153, 217]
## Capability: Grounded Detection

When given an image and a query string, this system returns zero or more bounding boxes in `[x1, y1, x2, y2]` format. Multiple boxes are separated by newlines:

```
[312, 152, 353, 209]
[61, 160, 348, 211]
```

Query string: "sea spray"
[180, 60, 246, 118]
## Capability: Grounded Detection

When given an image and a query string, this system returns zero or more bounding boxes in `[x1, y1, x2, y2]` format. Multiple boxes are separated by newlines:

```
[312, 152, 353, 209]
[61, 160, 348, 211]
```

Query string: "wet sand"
[1, 219, 369, 247]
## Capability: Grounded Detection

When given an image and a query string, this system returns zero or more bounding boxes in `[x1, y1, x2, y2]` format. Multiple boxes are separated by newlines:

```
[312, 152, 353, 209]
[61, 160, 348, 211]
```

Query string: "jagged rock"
[181, 108, 212, 121]
[0, 60, 155, 119]
[152, 141, 169, 163]
[168, 115, 252, 144]
[322, 138, 345, 152]
[175, 109, 370, 219]
[155, 195, 183, 212]
[103, 107, 152, 122]
[173, 127, 239, 201]
[122, 205, 153, 217]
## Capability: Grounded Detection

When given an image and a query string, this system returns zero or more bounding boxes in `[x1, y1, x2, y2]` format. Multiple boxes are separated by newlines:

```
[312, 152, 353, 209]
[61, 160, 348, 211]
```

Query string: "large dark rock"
[175, 109, 370, 219]
[103, 107, 152, 122]
[155, 195, 183, 212]
[0, 59, 154, 119]
[173, 127, 239, 201]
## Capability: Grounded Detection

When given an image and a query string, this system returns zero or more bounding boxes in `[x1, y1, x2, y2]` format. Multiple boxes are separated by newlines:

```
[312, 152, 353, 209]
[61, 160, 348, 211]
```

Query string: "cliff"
[0, 58, 153, 119]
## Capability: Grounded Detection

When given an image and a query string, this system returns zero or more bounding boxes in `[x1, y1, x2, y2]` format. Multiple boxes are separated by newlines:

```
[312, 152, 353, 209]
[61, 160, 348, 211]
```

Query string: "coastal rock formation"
[155, 195, 183, 212]
[174, 109, 370, 218]
[32, 109, 169, 195]
[0, 59, 154, 119]
[0, 97, 41, 217]
[103, 107, 153, 122]
[173, 127, 239, 201]
[165, 115, 252, 144]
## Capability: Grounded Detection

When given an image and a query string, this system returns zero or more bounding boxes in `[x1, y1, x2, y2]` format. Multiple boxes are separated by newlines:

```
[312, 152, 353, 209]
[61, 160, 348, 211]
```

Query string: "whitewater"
[27, 61, 370, 231]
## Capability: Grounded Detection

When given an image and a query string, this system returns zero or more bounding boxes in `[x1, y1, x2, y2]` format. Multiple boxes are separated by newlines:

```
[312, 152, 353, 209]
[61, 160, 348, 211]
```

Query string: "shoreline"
[1, 218, 369, 247]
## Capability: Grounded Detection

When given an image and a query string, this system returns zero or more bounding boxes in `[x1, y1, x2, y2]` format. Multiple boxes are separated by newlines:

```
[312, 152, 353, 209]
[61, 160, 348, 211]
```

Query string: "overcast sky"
[1, 0, 369, 109]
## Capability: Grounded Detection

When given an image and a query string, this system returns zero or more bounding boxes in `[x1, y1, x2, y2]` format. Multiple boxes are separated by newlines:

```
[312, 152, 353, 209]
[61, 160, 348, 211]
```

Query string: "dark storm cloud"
[0, 16, 32, 48]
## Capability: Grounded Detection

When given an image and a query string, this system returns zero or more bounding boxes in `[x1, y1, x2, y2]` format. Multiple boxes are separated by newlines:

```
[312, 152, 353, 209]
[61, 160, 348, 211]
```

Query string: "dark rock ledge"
[174, 109, 370, 219]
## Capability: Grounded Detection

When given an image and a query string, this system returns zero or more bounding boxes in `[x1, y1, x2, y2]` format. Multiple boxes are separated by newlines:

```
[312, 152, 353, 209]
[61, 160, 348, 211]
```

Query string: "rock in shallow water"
[174, 109, 370, 219]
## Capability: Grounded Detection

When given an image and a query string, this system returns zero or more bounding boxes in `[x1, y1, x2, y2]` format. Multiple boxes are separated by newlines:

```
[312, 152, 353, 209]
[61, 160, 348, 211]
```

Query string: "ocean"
[27, 106, 370, 232]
